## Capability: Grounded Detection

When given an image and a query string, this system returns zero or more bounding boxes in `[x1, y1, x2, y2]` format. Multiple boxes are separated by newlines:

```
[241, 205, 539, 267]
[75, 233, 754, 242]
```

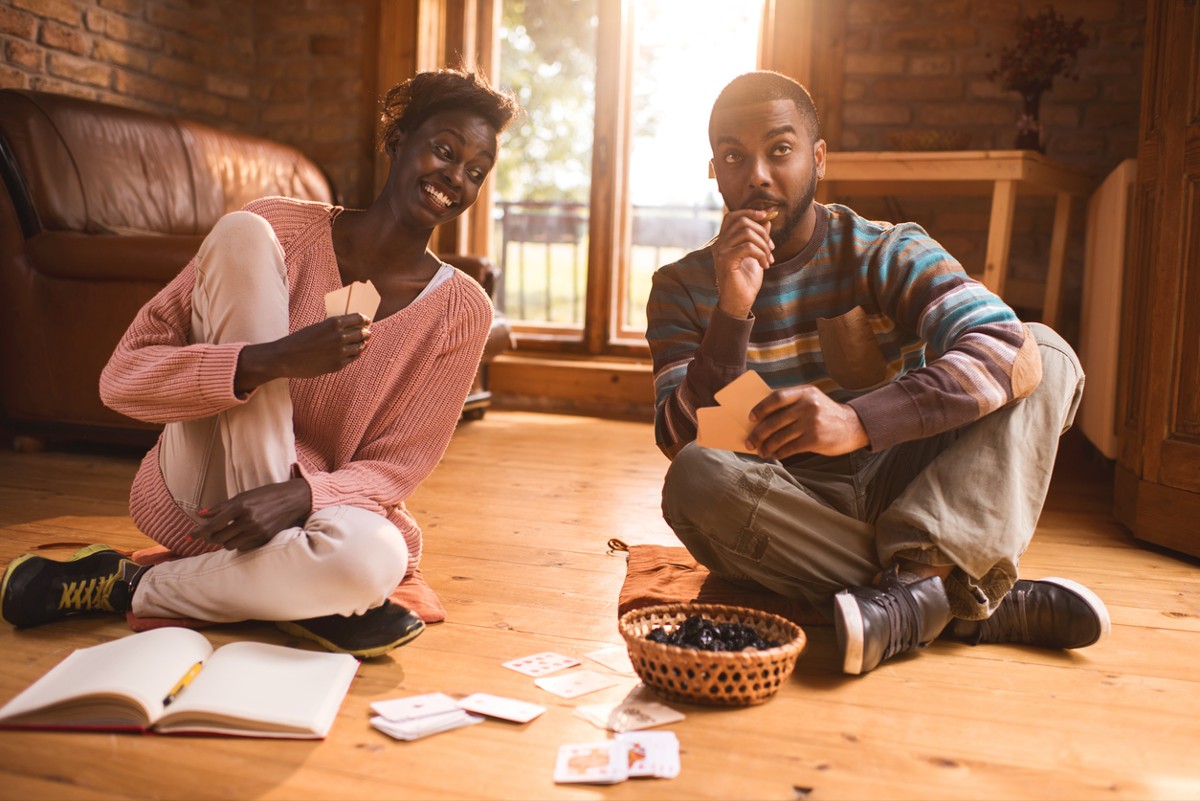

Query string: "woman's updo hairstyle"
[379, 68, 520, 152]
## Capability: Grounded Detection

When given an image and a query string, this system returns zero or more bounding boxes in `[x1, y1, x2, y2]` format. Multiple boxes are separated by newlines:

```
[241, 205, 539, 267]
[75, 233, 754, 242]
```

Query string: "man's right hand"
[712, 209, 775, 319]
[234, 313, 371, 395]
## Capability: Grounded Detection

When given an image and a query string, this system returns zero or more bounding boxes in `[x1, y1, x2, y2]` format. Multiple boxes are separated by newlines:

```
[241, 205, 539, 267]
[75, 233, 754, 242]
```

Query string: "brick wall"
[251, 1, 377, 206]
[832, 0, 1146, 338]
[0, 0, 1149, 338]
[0, 0, 379, 205]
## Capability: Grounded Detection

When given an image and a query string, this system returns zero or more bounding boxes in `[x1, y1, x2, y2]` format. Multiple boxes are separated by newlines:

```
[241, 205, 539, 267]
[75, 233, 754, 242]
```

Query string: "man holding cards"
[1, 70, 519, 658]
[646, 71, 1109, 675]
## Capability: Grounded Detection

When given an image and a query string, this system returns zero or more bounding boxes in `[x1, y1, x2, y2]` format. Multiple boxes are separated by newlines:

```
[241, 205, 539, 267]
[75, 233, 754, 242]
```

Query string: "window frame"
[455, 0, 830, 358]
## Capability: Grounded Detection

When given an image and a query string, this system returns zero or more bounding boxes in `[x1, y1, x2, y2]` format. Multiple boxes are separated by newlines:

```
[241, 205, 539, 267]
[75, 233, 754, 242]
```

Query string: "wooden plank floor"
[0, 411, 1198, 801]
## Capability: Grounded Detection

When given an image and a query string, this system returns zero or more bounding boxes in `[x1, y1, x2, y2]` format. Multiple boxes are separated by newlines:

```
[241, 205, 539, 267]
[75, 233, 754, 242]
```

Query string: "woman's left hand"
[190, 478, 313, 552]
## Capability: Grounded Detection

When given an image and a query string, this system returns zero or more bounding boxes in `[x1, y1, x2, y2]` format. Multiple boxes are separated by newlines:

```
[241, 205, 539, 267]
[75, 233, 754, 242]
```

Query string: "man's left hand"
[747, 386, 870, 460]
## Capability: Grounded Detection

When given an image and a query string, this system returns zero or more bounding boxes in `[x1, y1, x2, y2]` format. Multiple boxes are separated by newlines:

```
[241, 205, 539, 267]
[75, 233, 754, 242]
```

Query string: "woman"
[0, 69, 520, 658]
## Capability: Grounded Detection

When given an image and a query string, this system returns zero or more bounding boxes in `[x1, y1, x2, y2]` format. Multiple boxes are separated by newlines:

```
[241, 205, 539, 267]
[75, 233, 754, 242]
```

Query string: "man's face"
[709, 99, 826, 257]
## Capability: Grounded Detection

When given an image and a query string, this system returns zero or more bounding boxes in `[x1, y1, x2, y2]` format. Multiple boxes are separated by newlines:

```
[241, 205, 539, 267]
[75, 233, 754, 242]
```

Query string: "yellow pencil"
[162, 661, 203, 706]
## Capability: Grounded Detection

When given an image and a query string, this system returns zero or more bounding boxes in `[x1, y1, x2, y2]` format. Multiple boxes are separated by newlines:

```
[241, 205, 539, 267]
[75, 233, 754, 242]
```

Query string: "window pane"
[620, 0, 764, 335]
[494, 0, 599, 330]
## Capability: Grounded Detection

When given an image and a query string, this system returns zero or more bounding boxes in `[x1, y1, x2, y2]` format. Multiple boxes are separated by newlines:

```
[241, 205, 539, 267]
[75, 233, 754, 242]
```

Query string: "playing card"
[697, 370, 773, 453]
[535, 669, 620, 699]
[324, 279, 381, 320]
[503, 651, 581, 677]
[696, 405, 755, 452]
[371, 692, 461, 722]
[324, 284, 351, 318]
[714, 369, 772, 417]
[585, 646, 637, 676]
[553, 741, 628, 785]
[456, 693, 546, 724]
[369, 709, 482, 741]
[345, 279, 381, 320]
[574, 697, 685, 733]
[616, 730, 681, 778]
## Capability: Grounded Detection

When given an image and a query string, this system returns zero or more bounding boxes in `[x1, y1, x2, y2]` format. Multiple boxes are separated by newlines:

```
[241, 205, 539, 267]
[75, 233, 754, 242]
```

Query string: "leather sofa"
[0, 89, 509, 447]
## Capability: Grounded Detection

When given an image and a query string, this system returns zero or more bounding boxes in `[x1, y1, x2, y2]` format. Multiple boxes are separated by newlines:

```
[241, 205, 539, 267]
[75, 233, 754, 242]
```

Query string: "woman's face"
[386, 109, 499, 229]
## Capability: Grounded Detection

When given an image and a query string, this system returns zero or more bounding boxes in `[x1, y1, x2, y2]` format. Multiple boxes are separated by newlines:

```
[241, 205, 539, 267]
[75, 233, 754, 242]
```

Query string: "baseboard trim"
[490, 354, 655, 420]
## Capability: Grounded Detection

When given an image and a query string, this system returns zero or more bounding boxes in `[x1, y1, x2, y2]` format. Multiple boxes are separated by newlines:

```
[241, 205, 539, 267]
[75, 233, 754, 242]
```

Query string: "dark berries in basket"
[645, 615, 781, 651]
[646, 628, 671, 644]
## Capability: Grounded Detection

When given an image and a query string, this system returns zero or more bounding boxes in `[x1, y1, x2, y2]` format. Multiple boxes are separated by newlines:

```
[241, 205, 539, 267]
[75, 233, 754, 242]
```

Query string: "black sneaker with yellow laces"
[276, 600, 425, 659]
[1, 545, 143, 628]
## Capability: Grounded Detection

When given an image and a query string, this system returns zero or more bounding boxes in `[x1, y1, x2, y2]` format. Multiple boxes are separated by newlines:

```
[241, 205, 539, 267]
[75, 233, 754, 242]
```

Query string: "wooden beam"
[582, 0, 631, 355]
[374, 0, 420, 196]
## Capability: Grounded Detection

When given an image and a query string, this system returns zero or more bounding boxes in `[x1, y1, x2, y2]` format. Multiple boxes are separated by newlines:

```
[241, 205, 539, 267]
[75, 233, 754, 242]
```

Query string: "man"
[646, 71, 1108, 675]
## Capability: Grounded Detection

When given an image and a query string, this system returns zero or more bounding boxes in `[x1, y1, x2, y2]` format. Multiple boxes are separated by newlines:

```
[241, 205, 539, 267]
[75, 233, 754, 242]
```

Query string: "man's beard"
[770, 164, 820, 250]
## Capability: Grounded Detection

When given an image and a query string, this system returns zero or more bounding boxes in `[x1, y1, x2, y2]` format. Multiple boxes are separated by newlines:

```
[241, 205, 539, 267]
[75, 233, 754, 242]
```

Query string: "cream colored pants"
[131, 212, 408, 623]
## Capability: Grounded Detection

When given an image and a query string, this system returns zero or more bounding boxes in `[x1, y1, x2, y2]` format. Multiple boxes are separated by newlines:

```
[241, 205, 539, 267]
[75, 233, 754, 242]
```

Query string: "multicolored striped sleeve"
[846, 224, 1043, 451]
[646, 262, 752, 459]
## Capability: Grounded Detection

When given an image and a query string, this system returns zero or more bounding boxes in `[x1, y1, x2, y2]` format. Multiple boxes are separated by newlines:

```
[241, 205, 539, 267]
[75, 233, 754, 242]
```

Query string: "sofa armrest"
[441, 253, 499, 297]
[438, 254, 512, 421]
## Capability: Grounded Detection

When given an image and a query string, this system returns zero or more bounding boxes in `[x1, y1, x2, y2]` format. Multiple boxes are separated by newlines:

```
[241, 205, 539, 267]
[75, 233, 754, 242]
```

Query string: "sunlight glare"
[630, 0, 764, 207]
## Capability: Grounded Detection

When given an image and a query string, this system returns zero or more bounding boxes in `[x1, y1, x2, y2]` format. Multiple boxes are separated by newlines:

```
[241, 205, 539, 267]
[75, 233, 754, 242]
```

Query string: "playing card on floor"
[574, 696, 685, 732]
[616, 730, 681, 778]
[456, 693, 546, 724]
[553, 741, 628, 785]
[585, 646, 637, 676]
[502, 651, 581, 677]
[371, 692, 461, 722]
[534, 669, 620, 699]
[369, 709, 482, 741]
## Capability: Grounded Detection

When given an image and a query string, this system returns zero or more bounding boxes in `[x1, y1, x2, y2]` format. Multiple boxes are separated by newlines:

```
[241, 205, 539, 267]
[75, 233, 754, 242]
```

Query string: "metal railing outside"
[494, 200, 722, 327]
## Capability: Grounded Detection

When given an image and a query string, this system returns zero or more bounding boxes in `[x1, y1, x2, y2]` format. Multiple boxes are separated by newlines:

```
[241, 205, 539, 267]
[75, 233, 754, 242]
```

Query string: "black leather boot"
[834, 568, 953, 675]
[960, 577, 1110, 649]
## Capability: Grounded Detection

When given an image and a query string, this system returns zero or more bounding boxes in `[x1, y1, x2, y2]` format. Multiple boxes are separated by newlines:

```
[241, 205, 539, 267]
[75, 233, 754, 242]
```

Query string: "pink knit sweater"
[99, 197, 492, 572]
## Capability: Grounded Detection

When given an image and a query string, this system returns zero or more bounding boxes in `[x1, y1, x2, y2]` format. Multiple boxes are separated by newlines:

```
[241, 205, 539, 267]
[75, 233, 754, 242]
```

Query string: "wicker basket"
[618, 603, 806, 707]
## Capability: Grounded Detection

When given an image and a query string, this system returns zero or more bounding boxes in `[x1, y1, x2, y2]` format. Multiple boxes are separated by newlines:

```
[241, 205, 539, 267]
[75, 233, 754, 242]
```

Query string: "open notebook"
[0, 627, 358, 739]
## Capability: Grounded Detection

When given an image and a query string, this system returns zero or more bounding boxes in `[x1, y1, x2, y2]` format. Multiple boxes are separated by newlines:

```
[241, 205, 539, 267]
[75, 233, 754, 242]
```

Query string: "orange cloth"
[617, 543, 825, 627]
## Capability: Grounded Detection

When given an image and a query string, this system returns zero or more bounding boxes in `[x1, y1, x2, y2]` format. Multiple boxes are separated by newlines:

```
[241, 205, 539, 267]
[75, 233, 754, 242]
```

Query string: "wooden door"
[1114, 0, 1200, 555]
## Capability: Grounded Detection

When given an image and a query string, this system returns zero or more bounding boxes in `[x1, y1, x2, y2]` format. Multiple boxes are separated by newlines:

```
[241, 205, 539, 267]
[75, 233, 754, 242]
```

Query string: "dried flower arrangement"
[988, 5, 1090, 150]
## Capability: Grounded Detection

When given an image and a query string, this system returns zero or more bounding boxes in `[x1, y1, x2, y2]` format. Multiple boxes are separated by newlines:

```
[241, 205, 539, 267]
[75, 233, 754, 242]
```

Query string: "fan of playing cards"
[366, 647, 689, 784]
[554, 732, 681, 784]
[697, 370, 772, 452]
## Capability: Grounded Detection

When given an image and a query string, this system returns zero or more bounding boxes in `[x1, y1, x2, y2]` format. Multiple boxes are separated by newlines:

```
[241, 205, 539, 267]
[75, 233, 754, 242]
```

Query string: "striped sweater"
[100, 196, 492, 570]
[646, 202, 1042, 459]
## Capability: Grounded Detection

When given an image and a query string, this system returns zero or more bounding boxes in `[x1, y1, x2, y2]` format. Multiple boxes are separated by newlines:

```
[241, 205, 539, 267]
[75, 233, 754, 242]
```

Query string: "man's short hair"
[708, 71, 820, 145]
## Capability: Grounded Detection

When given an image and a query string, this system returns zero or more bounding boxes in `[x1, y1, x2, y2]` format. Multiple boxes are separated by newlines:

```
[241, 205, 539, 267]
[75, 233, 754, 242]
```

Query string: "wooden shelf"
[820, 149, 1096, 327]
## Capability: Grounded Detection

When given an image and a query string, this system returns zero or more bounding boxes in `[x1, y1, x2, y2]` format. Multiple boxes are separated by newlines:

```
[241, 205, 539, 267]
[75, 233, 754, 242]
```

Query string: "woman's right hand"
[235, 313, 371, 395]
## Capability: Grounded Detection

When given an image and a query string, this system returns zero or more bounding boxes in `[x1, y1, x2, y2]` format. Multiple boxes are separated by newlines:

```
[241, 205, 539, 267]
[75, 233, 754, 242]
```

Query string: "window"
[493, 0, 766, 355]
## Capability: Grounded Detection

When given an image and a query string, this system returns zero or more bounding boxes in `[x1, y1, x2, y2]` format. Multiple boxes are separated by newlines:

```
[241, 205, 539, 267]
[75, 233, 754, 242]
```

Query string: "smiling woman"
[1, 69, 524, 661]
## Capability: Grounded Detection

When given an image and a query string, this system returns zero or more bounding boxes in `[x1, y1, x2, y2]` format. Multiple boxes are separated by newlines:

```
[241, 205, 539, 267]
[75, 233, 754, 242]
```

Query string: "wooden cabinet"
[1114, 0, 1200, 556]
